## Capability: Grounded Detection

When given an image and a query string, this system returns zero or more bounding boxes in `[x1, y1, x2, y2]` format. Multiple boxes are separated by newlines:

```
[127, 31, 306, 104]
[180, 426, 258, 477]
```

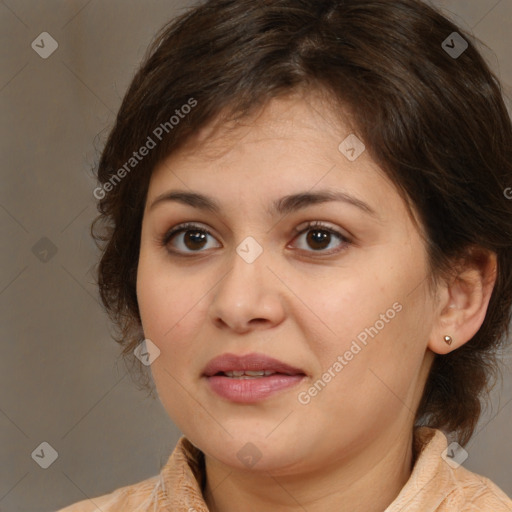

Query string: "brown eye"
[162, 223, 221, 254]
[292, 221, 350, 254]
[182, 230, 208, 250]
[305, 229, 332, 250]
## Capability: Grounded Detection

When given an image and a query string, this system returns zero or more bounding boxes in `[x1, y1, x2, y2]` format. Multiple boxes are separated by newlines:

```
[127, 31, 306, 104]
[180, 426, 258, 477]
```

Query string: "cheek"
[136, 249, 199, 341]
[297, 258, 429, 392]
[138, 265, 203, 421]
[136, 254, 212, 403]
[291, 265, 399, 350]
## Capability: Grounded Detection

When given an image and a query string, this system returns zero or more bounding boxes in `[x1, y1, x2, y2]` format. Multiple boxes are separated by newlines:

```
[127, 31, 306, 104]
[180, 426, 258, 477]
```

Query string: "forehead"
[163, 90, 354, 162]
[145, 92, 414, 230]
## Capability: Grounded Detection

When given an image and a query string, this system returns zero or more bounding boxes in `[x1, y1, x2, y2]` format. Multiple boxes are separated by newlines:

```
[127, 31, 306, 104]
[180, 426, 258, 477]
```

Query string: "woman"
[59, 0, 512, 510]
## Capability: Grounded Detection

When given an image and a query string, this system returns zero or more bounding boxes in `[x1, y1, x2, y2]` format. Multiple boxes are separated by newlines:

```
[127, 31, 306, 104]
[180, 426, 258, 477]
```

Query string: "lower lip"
[205, 374, 305, 403]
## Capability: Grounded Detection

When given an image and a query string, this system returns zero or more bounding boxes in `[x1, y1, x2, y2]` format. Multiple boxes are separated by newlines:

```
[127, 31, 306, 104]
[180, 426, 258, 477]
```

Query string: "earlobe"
[427, 249, 497, 355]
[429, 331, 458, 355]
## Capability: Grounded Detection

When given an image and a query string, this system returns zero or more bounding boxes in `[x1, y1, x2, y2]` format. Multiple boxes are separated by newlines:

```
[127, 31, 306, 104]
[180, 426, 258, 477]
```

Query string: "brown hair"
[92, 0, 512, 446]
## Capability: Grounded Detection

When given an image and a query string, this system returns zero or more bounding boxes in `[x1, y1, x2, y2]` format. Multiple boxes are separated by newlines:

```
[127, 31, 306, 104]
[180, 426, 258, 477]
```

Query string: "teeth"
[245, 370, 273, 376]
[223, 370, 276, 378]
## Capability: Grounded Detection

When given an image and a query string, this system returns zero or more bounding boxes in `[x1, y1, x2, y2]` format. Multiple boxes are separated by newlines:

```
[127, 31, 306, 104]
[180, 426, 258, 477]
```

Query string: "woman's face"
[137, 92, 438, 474]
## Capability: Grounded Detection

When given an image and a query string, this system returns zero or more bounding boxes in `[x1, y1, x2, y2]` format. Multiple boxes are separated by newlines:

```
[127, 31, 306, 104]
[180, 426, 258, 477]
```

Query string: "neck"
[203, 426, 414, 512]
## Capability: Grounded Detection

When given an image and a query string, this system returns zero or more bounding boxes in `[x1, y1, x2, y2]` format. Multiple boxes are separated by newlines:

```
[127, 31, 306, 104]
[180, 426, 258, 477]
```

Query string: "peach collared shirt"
[57, 427, 512, 511]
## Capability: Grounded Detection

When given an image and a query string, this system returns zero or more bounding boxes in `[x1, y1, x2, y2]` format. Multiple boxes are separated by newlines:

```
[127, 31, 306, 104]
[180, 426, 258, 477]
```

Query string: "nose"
[208, 245, 286, 334]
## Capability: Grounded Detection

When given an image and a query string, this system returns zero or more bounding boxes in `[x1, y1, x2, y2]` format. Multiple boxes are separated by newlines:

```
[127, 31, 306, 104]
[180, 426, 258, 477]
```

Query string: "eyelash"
[159, 221, 351, 257]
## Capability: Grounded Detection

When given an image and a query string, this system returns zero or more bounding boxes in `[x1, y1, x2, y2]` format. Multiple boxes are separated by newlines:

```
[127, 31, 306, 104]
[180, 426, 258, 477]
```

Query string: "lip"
[202, 352, 306, 403]
[202, 352, 305, 377]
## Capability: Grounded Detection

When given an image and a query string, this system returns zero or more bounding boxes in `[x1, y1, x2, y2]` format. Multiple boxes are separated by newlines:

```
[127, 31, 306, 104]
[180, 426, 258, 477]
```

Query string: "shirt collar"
[384, 427, 456, 511]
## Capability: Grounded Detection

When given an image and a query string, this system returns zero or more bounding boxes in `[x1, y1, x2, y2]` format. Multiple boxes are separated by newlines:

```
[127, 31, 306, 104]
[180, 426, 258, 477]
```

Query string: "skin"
[136, 89, 497, 512]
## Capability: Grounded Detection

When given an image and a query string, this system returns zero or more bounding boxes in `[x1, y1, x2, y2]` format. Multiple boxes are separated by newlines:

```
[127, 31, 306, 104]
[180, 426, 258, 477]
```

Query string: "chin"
[199, 433, 306, 473]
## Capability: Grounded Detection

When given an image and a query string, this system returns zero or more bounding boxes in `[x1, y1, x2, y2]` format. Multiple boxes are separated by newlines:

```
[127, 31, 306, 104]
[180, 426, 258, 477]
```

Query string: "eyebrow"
[149, 189, 378, 217]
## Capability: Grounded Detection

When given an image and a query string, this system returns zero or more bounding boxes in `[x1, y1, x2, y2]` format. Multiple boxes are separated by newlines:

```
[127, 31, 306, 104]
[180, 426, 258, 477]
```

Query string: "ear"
[428, 247, 497, 355]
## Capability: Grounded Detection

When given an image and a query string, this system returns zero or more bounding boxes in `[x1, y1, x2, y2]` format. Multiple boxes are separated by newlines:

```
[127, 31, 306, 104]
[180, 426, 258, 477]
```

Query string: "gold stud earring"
[443, 335, 453, 345]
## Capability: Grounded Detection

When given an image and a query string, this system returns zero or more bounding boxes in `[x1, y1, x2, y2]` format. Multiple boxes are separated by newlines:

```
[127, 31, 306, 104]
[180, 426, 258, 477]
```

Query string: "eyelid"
[293, 219, 347, 236]
[160, 221, 218, 245]
[289, 220, 351, 252]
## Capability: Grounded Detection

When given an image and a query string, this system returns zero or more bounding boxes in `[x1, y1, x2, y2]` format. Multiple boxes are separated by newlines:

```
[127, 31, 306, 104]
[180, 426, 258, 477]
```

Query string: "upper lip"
[202, 352, 306, 377]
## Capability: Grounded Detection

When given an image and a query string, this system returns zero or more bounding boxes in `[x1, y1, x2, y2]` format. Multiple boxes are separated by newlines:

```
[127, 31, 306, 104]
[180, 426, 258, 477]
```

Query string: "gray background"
[1, 1, 511, 511]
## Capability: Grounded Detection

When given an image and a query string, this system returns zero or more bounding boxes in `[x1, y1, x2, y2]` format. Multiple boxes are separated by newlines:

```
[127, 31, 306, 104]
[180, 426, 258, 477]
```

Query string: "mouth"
[202, 352, 306, 378]
[202, 352, 306, 403]
[218, 370, 287, 378]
